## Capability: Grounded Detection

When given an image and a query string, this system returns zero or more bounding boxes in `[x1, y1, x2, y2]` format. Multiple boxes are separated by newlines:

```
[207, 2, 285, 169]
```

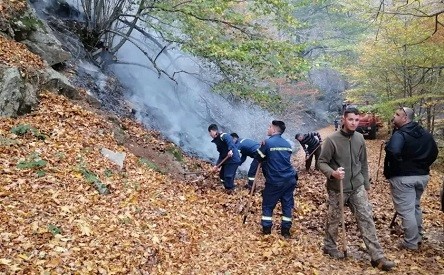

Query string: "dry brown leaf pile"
[0, 35, 45, 72]
[0, 0, 26, 20]
[0, 92, 443, 274]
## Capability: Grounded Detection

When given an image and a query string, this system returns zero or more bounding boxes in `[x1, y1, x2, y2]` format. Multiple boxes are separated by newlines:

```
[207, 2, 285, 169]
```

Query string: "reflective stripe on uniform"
[261, 216, 272, 221]
[257, 148, 265, 158]
[270, 147, 293, 152]
[282, 216, 292, 221]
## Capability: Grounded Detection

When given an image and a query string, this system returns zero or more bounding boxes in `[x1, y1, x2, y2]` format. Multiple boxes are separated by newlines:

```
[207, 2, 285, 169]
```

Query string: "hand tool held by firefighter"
[242, 163, 262, 224]
[183, 154, 231, 178]
[212, 154, 231, 172]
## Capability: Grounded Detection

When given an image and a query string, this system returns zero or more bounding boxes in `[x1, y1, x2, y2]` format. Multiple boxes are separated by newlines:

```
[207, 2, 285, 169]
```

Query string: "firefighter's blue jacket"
[211, 132, 241, 165]
[257, 134, 296, 183]
[235, 138, 260, 165]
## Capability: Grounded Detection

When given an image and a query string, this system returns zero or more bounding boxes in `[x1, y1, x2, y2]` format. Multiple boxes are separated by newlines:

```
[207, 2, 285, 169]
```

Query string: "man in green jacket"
[318, 107, 395, 272]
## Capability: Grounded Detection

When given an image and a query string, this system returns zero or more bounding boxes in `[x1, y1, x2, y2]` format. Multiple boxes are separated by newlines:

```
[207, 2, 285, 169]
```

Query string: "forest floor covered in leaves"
[1, 91, 443, 275]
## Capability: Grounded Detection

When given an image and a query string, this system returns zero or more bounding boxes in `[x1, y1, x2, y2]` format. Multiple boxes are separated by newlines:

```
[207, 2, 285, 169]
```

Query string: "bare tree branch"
[106, 29, 178, 83]
[111, 0, 145, 53]
[154, 45, 169, 63]
[117, 18, 165, 50]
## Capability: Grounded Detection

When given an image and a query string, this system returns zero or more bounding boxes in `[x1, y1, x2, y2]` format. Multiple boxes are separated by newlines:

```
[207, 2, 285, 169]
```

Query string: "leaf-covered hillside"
[0, 91, 443, 274]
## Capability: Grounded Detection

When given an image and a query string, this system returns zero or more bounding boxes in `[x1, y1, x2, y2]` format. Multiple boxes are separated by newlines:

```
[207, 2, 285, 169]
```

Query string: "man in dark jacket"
[384, 107, 438, 250]
[295, 132, 322, 172]
[230, 133, 260, 190]
[256, 120, 297, 238]
[208, 124, 241, 194]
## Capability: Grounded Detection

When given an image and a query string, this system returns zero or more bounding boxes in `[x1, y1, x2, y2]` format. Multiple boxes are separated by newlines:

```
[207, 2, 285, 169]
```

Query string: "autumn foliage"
[0, 0, 26, 20]
[0, 35, 45, 72]
[0, 91, 443, 274]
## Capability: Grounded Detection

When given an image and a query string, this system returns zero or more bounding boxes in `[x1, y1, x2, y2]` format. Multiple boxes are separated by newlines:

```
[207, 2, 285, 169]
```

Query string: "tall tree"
[342, 0, 444, 130]
[77, 0, 309, 108]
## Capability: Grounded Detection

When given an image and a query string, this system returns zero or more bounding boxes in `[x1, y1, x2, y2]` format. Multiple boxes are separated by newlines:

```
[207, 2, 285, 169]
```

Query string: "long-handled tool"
[305, 143, 321, 160]
[375, 142, 384, 181]
[183, 171, 206, 175]
[389, 211, 398, 228]
[215, 154, 231, 169]
[339, 178, 348, 257]
[182, 155, 230, 178]
[242, 163, 262, 224]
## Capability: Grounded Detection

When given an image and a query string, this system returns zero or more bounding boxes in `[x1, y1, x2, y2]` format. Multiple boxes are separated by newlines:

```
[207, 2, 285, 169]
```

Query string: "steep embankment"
[1, 1, 443, 274]
[1, 91, 443, 274]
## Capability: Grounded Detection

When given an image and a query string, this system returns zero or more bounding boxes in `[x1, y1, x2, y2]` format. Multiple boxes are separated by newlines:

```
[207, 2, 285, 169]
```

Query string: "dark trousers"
[261, 179, 297, 229]
[306, 146, 321, 171]
[247, 158, 260, 187]
[219, 163, 239, 190]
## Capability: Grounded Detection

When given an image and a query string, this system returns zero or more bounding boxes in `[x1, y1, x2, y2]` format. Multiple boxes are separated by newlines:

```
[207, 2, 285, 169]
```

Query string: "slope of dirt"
[1, 91, 443, 274]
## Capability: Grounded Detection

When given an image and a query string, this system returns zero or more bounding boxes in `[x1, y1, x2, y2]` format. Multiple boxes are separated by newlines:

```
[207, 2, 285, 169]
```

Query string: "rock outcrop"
[0, 65, 38, 117]
[0, 1, 77, 117]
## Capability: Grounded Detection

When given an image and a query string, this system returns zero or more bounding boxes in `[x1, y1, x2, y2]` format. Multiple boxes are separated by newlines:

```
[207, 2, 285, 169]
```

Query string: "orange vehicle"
[342, 102, 383, 140]
[356, 112, 384, 139]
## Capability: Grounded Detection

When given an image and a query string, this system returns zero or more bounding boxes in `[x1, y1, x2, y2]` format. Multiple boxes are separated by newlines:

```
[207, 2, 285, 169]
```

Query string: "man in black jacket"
[295, 132, 322, 172]
[384, 107, 438, 250]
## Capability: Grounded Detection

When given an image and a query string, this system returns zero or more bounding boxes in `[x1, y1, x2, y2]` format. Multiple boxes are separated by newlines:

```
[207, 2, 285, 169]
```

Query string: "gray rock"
[0, 65, 38, 117]
[100, 148, 126, 170]
[16, 7, 71, 66]
[0, 64, 83, 117]
[112, 125, 128, 146]
[40, 67, 80, 99]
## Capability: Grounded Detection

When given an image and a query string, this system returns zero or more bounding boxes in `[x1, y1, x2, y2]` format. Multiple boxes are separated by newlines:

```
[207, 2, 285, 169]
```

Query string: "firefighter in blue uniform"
[256, 120, 297, 238]
[230, 133, 260, 190]
[208, 124, 241, 193]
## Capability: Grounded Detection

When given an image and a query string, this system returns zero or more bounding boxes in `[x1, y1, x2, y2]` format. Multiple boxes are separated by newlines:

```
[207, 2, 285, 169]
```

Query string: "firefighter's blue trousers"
[261, 179, 297, 229]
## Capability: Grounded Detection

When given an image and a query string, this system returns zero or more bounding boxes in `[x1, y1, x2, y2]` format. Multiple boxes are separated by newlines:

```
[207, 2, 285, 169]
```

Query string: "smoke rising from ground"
[110, 31, 283, 162]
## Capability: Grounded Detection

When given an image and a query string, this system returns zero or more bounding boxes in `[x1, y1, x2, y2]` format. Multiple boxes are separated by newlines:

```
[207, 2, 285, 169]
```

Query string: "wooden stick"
[182, 155, 231, 178]
[339, 179, 347, 257]
[216, 154, 231, 168]
[375, 142, 384, 181]
[242, 163, 262, 224]
[389, 212, 398, 228]
[305, 143, 321, 160]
